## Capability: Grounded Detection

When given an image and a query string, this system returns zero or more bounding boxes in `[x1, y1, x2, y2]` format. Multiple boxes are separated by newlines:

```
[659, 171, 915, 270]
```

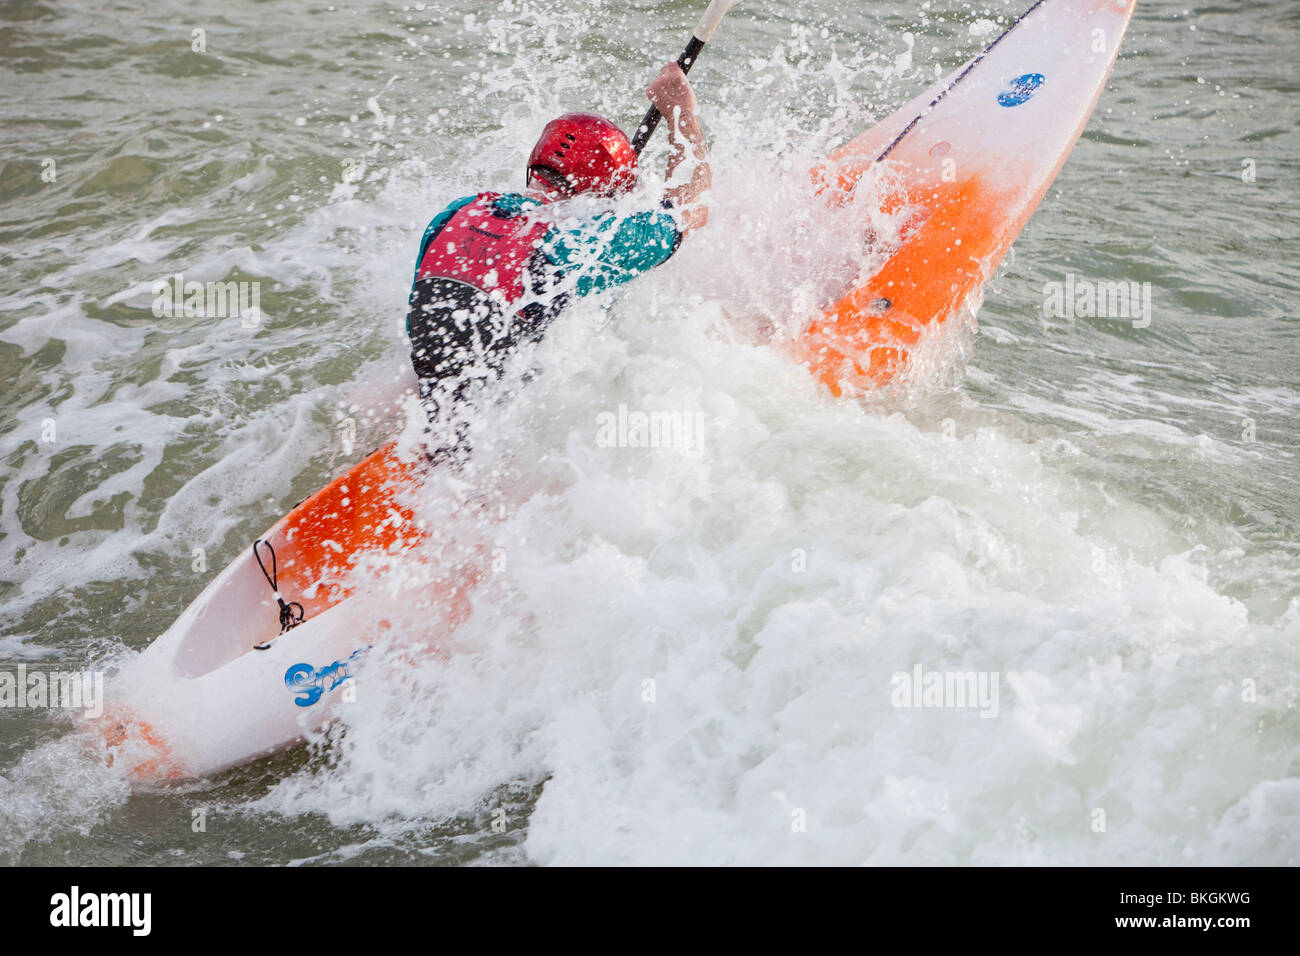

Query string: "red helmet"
[527, 113, 638, 198]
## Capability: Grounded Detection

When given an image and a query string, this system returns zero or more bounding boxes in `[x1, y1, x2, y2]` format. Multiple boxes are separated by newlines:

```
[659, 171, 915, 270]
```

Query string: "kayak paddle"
[631, 0, 744, 154]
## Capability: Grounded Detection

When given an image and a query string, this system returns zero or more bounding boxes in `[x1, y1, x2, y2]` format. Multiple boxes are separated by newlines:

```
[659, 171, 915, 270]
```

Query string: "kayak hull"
[99, 443, 439, 779]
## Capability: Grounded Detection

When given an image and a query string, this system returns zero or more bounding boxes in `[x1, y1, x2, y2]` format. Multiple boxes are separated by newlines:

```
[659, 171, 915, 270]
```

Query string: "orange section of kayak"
[100, 708, 187, 781]
[795, 168, 1018, 395]
[274, 442, 426, 613]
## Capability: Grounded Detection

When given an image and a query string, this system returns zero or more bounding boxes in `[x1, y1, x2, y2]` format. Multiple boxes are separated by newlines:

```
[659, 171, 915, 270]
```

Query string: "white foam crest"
[0, 732, 132, 863]
[231, 236, 1297, 862]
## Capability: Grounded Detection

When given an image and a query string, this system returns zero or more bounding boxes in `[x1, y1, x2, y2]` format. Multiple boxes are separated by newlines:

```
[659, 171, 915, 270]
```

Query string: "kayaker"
[406, 62, 711, 462]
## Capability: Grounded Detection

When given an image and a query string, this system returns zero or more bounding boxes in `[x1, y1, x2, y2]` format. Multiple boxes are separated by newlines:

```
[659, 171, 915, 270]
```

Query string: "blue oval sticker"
[998, 73, 1045, 107]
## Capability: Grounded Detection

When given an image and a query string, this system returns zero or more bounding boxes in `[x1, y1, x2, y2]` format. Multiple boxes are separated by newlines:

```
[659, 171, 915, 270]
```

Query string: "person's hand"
[647, 61, 710, 236]
[646, 62, 698, 118]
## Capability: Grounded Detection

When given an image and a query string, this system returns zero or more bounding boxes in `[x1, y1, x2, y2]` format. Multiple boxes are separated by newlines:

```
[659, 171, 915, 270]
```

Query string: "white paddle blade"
[694, 0, 744, 44]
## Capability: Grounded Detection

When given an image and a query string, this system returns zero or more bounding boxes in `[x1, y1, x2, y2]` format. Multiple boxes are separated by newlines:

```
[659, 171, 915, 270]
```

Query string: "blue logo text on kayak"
[998, 73, 1045, 107]
[284, 648, 366, 707]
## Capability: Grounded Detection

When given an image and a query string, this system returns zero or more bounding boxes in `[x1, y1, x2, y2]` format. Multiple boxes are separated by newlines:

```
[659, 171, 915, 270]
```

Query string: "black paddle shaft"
[631, 35, 706, 155]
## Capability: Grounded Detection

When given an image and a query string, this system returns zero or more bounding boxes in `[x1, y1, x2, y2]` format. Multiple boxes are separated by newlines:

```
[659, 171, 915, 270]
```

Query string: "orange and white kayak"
[98, 443, 479, 779]
[797, 0, 1134, 393]
[98, 0, 1132, 780]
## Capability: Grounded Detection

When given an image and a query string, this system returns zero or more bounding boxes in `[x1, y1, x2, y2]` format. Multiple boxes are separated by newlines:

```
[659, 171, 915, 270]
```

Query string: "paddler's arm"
[646, 62, 711, 235]
[543, 206, 680, 297]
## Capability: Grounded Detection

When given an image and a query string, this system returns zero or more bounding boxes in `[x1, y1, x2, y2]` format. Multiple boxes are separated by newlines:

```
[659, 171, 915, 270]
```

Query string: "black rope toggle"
[252, 539, 305, 650]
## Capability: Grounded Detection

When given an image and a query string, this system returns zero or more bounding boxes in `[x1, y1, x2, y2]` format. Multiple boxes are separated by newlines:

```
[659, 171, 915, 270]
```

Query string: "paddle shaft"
[632, 38, 704, 154]
[631, 0, 740, 154]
